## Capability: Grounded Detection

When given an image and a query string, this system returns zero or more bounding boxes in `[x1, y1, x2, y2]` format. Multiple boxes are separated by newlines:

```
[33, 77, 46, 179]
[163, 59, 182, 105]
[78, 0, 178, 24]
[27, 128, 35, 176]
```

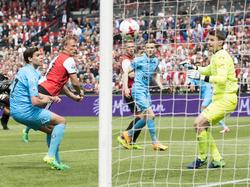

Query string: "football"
[119, 18, 140, 35]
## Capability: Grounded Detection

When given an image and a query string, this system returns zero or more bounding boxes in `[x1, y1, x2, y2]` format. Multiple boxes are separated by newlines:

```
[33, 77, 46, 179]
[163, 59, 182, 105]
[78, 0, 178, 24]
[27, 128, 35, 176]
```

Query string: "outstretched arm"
[63, 85, 83, 102]
[179, 61, 212, 76]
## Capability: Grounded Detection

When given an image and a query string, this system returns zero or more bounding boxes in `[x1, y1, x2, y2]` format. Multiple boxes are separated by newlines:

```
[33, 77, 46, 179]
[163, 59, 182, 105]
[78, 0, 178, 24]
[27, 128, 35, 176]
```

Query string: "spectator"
[83, 78, 94, 94]
[202, 15, 212, 27]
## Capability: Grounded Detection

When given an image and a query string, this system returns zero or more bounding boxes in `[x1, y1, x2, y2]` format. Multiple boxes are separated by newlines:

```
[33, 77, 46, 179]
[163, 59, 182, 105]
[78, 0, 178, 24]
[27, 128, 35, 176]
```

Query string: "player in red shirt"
[22, 35, 83, 143]
[117, 39, 144, 149]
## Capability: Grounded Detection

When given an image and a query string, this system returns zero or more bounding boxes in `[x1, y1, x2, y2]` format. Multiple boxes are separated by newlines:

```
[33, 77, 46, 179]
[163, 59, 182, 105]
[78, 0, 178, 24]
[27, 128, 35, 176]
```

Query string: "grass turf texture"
[0, 117, 98, 187]
[0, 117, 249, 186]
[113, 117, 250, 187]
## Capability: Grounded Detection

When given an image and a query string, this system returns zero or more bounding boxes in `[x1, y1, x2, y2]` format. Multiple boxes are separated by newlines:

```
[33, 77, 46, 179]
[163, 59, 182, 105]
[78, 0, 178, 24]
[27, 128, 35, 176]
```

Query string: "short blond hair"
[62, 35, 78, 47]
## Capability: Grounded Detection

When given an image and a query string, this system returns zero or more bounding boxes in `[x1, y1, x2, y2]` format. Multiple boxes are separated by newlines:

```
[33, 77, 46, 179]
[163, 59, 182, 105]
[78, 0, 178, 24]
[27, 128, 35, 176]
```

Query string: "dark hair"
[23, 47, 39, 63]
[147, 39, 156, 44]
[209, 30, 227, 41]
[146, 39, 161, 48]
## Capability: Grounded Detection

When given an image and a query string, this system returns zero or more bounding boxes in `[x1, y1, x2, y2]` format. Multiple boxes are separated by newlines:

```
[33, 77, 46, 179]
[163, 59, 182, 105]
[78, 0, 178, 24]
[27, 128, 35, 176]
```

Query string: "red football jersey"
[121, 54, 134, 89]
[39, 52, 77, 96]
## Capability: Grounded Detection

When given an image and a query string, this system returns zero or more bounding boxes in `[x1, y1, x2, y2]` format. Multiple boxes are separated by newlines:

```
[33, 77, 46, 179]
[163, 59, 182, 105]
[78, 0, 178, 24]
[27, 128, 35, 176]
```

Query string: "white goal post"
[99, 0, 113, 187]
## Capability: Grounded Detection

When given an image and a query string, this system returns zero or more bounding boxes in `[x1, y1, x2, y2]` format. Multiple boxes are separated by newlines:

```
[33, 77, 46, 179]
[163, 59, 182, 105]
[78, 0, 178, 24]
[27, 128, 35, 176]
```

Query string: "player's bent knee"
[56, 116, 66, 125]
[146, 109, 155, 119]
[50, 112, 66, 125]
[146, 114, 155, 120]
[194, 118, 201, 127]
[194, 118, 203, 132]
[148, 113, 155, 119]
[194, 115, 210, 133]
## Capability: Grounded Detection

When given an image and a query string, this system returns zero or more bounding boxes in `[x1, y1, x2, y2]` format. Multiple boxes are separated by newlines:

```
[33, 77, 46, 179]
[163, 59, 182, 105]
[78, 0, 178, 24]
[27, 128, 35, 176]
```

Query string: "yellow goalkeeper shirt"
[198, 49, 238, 95]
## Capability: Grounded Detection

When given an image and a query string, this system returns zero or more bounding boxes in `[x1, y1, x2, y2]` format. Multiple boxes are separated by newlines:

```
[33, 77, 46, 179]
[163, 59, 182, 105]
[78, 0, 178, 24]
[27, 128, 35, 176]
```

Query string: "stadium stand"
[0, 0, 249, 94]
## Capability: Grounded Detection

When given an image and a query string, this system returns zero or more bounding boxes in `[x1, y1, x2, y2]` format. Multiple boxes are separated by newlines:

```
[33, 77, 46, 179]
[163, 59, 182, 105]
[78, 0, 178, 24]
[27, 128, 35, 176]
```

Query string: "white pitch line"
[197, 178, 250, 187]
[0, 148, 98, 159]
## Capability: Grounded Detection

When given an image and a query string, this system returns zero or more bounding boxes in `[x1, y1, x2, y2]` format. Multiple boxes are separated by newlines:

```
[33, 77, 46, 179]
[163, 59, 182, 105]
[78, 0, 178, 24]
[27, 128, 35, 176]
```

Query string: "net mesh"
[112, 0, 250, 186]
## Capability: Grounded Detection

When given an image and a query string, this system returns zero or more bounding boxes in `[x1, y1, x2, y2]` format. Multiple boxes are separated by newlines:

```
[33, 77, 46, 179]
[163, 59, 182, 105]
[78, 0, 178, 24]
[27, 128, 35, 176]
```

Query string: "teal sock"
[55, 148, 60, 163]
[128, 119, 146, 137]
[147, 119, 157, 144]
[25, 127, 31, 134]
[48, 124, 65, 158]
[46, 133, 51, 147]
[46, 133, 60, 163]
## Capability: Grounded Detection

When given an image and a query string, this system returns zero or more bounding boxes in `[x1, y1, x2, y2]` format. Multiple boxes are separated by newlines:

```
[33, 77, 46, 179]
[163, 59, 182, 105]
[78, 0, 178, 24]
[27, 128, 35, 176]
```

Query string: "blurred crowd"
[0, 0, 249, 95]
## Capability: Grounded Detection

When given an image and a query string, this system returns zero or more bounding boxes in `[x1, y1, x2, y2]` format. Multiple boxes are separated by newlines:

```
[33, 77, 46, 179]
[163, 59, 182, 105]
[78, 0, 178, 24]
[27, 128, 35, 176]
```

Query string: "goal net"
[112, 0, 250, 186]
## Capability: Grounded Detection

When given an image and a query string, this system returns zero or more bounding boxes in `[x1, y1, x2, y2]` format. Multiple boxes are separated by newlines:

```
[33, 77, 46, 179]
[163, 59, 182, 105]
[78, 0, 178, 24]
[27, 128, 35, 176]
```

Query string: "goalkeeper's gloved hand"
[188, 70, 200, 80]
[179, 61, 198, 70]
[188, 71, 209, 82]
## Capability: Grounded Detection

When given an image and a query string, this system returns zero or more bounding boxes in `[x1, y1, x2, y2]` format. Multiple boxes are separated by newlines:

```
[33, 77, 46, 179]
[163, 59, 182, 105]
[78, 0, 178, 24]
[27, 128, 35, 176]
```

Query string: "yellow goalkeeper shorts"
[202, 93, 238, 125]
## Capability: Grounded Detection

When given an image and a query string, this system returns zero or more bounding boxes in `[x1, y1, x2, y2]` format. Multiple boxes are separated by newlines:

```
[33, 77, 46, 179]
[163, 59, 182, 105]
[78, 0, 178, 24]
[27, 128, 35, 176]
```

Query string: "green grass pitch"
[113, 116, 250, 187]
[0, 117, 249, 187]
[0, 117, 98, 187]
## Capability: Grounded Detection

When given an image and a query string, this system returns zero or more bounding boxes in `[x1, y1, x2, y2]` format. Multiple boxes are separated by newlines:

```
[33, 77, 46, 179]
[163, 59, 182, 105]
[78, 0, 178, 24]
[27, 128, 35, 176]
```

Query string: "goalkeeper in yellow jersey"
[180, 30, 238, 169]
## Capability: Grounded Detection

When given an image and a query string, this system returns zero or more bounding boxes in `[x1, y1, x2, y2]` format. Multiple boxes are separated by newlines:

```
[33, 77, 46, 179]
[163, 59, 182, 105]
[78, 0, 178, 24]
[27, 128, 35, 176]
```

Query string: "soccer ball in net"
[119, 19, 140, 36]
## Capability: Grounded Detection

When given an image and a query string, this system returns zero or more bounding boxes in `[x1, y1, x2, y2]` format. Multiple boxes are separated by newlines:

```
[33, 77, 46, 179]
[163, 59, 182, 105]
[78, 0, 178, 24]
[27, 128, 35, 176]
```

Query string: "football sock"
[126, 117, 140, 130]
[1, 112, 9, 129]
[46, 133, 51, 147]
[147, 119, 157, 144]
[55, 147, 60, 163]
[24, 127, 31, 134]
[197, 130, 208, 161]
[48, 124, 65, 158]
[47, 133, 61, 163]
[125, 117, 142, 143]
[133, 117, 144, 143]
[207, 131, 222, 161]
[128, 119, 145, 138]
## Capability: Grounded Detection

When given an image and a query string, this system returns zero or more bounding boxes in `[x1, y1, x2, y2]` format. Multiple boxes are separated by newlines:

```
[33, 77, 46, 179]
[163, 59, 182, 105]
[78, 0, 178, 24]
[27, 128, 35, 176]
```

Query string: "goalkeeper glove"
[179, 61, 198, 70]
[188, 71, 210, 82]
